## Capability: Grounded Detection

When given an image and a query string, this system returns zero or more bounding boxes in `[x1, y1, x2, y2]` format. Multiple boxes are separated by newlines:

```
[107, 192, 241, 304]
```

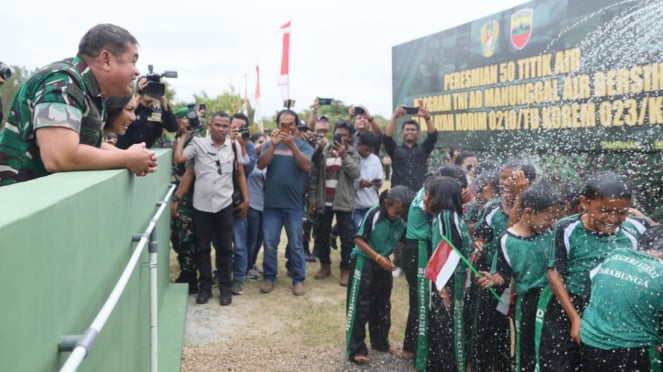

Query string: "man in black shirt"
[116, 76, 178, 149]
[383, 104, 438, 192]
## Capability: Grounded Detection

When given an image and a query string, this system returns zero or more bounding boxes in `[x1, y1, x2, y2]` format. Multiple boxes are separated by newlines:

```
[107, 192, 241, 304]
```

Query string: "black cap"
[297, 120, 309, 130]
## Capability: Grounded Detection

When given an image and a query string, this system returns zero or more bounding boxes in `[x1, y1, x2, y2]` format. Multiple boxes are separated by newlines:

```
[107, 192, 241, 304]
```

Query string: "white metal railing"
[58, 184, 175, 372]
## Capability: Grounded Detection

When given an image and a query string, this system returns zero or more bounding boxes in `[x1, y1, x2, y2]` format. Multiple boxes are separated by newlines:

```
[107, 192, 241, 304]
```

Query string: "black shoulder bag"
[231, 142, 243, 207]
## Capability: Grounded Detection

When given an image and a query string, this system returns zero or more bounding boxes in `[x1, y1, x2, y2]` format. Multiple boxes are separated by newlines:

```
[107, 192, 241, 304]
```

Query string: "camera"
[186, 103, 201, 129]
[353, 106, 365, 115]
[239, 124, 250, 140]
[404, 106, 419, 115]
[140, 64, 178, 98]
[0, 63, 11, 80]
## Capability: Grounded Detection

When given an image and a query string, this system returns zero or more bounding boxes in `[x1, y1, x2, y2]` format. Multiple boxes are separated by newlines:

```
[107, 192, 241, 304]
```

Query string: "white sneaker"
[392, 267, 402, 278]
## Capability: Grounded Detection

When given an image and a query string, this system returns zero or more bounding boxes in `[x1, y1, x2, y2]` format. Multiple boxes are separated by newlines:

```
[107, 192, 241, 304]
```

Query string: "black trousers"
[539, 293, 586, 372]
[313, 206, 354, 270]
[401, 238, 425, 354]
[193, 206, 234, 295]
[346, 257, 392, 359]
[582, 344, 651, 372]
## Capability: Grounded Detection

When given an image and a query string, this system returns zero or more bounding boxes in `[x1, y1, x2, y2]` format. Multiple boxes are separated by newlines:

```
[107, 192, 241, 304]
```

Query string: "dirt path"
[177, 253, 415, 372]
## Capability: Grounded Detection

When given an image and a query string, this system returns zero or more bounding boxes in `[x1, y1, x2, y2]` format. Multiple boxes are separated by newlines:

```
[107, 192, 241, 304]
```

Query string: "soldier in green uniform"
[170, 107, 198, 293]
[580, 225, 663, 371]
[0, 23, 156, 186]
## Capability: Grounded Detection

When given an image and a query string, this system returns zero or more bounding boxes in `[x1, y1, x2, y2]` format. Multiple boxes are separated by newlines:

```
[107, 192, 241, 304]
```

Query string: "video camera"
[139, 64, 178, 98]
[0, 63, 11, 80]
[186, 103, 201, 130]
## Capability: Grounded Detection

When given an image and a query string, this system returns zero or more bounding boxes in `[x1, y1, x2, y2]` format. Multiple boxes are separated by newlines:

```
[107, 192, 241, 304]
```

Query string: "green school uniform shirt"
[353, 206, 406, 259]
[549, 214, 639, 297]
[581, 248, 663, 349]
[496, 229, 553, 295]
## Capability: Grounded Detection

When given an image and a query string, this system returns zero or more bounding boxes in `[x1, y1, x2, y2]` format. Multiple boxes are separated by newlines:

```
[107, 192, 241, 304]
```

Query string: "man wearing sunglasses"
[173, 111, 248, 306]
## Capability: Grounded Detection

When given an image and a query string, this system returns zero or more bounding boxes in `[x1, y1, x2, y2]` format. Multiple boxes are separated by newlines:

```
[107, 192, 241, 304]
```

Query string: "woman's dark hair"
[454, 151, 476, 167]
[379, 186, 415, 221]
[425, 176, 463, 215]
[638, 225, 663, 252]
[435, 164, 468, 189]
[104, 96, 133, 130]
[522, 182, 562, 213]
[582, 171, 632, 201]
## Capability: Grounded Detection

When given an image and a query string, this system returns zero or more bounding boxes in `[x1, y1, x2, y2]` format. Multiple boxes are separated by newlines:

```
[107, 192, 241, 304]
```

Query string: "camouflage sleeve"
[33, 102, 83, 132]
[32, 72, 86, 132]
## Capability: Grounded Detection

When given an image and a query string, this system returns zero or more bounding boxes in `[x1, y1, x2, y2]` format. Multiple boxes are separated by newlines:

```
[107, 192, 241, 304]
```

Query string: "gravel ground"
[178, 260, 415, 372]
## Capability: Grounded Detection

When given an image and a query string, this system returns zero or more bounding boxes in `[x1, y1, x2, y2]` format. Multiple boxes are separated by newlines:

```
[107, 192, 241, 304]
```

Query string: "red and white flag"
[278, 20, 291, 102]
[425, 237, 461, 290]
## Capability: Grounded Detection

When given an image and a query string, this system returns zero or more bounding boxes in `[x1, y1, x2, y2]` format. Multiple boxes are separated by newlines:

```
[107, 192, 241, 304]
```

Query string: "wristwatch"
[172, 195, 181, 202]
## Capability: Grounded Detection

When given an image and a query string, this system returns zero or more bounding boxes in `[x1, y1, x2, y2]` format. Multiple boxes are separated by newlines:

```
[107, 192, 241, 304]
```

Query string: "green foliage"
[1, 66, 34, 126]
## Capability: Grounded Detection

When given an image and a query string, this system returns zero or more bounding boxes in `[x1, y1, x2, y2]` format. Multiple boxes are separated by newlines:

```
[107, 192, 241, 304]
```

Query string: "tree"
[1, 65, 34, 128]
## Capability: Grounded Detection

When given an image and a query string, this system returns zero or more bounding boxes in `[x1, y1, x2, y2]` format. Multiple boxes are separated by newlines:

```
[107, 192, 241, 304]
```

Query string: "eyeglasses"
[216, 160, 222, 175]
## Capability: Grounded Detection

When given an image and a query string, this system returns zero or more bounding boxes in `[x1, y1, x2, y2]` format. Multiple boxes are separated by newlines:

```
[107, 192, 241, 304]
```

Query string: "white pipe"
[59, 185, 175, 372]
[149, 228, 159, 372]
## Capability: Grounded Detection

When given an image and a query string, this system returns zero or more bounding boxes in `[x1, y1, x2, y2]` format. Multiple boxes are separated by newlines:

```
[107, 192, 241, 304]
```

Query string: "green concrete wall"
[0, 149, 186, 372]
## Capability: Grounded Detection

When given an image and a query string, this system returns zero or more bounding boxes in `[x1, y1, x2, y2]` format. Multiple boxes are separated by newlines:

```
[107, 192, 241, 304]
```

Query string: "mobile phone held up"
[318, 97, 333, 105]
[199, 103, 207, 117]
[334, 133, 344, 144]
[353, 106, 365, 115]
[404, 106, 418, 115]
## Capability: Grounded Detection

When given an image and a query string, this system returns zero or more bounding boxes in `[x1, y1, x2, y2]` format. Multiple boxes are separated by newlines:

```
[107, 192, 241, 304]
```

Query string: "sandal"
[350, 355, 370, 364]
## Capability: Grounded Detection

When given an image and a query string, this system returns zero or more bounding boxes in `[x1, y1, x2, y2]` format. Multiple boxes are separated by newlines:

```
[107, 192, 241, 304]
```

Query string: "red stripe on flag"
[280, 32, 290, 76]
[425, 239, 460, 290]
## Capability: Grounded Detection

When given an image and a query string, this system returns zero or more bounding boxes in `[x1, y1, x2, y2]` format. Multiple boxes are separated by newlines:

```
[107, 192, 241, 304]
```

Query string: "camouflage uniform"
[0, 57, 104, 185]
[171, 135, 198, 290]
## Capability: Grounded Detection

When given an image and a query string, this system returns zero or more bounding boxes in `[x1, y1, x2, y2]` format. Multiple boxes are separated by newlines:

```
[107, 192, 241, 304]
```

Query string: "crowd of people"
[1, 23, 662, 372]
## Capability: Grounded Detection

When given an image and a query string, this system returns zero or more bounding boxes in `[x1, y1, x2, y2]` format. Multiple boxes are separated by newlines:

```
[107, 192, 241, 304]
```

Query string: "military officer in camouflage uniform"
[170, 107, 198, 293]
[0, 23, 157, 186]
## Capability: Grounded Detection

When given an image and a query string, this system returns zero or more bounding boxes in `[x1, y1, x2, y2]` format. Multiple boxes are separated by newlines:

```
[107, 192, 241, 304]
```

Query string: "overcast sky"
[4, 0, 527, 117]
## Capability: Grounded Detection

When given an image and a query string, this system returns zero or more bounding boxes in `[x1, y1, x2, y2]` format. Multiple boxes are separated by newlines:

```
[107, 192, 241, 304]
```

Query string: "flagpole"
[440, 234, 503, 303]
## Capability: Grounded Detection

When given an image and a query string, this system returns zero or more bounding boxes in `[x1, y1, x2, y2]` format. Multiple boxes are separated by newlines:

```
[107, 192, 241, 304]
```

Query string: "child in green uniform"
[580, 225, 663, 371]
[537, 171, 639, 371]
[346, 186, 413, 364]
[478, 183, 561, 372]
[425, 176, 472, 372]
[470, 160, 536, 371]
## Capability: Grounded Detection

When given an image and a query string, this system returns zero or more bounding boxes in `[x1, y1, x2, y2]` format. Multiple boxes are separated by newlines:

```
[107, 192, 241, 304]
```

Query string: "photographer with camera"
[116, 67, 178, 149]
[308, 119, 361, 286]
[349, 104, 383, 155]
[0, 61, 11, 125]
[224, 112, 256, 296]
